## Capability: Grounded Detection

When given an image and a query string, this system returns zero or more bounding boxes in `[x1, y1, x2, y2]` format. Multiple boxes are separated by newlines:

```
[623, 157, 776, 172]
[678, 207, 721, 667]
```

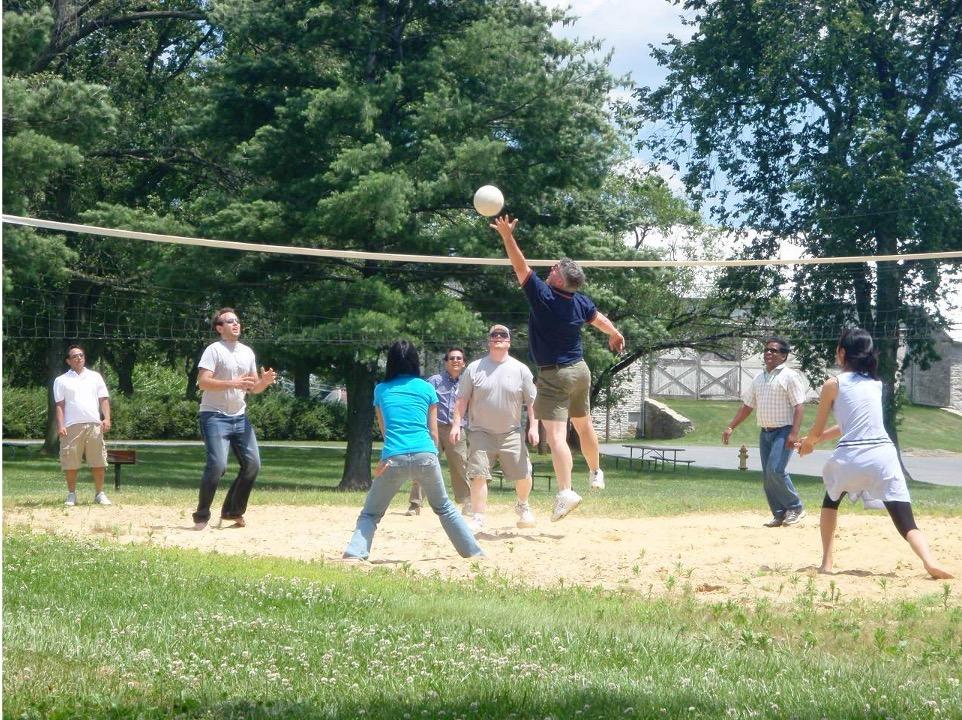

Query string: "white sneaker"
[589, 468, 605, 490]
[468, 514, 484, 534]
[551, 489, 582, 522]
[94, 491, 112, 506]
[515, 501, 536, 529]
[64, 492, 77, 507]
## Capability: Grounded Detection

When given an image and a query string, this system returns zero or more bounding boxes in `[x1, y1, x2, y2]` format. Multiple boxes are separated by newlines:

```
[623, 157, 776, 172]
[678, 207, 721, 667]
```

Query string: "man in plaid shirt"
[722, 337, 808, 527]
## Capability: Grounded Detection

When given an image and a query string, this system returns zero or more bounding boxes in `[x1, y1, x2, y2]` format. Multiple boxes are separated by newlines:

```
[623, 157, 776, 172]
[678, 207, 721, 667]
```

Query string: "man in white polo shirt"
[53, 345, 112, 507]
[722, 336, 808, 527]
[192, 307, 276, 530]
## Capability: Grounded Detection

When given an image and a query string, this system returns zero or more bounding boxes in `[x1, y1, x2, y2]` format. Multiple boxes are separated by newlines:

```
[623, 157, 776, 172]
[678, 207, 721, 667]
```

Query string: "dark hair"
[211, 307, 238, 330]
[838, 327, 879, 379]
[385, 340, 421, 381]
[763, 336, 790, 354]
[66, 344, 85, 358]
[444, 347, 466, 361]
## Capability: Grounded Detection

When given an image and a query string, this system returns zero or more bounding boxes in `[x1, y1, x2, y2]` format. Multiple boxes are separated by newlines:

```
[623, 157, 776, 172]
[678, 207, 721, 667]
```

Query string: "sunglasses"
[489, 332, 509, 339]
[217, 318, 241, 325]
[763, 348, 786, 354]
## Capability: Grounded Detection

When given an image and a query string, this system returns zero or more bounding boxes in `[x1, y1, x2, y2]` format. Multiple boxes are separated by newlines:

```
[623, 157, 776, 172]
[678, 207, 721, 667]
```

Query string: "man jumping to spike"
[491, 215, 625, 522]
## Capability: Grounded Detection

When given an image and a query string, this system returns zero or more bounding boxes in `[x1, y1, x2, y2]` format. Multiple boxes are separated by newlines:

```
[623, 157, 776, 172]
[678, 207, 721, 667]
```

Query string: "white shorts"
[822, 443, 911, 508]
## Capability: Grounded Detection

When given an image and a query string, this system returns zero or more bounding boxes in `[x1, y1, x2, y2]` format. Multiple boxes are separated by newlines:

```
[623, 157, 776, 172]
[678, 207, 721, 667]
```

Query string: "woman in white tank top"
[798, 328, 951, 579]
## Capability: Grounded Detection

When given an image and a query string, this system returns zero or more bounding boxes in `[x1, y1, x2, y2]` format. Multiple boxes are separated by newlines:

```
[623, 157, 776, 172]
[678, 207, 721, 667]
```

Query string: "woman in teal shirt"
[343, 340, 483, 560]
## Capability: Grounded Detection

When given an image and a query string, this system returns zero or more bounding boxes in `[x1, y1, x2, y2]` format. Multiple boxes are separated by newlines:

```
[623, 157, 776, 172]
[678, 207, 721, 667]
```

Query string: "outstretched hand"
[490, 214, 518, 241]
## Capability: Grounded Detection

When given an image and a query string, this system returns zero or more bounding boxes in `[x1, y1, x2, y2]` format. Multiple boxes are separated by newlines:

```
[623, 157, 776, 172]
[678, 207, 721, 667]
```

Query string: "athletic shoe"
[782, 509, 806, 526]
[763, 516, 783, 528]
[551, 489, 582, 522]
[468, 514, 484, 534]
[64, 492, 77, 507]
[94, 491, 112, 506]
[589, 468, 605, 490]
[515, 501, 536, 528]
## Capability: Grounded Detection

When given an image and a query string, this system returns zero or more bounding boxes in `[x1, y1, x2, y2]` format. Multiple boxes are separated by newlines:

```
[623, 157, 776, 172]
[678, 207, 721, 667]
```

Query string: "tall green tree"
[198, 0, 631, 489]
[639, 0, 962, 445]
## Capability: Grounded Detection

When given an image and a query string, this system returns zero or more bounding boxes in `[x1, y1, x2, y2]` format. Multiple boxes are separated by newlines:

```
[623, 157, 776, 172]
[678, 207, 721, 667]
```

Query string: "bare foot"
[817, 564, 833, 574]
[191, 521, 208, 531]
[218, 516, 246, 529]
[925, 564, 953, 580]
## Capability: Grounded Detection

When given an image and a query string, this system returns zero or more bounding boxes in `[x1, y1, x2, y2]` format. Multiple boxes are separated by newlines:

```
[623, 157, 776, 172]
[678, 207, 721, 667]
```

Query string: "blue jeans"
[193, 411, 261, 524]
[344, 452, 483, 560]
[758, 426, 803, 518]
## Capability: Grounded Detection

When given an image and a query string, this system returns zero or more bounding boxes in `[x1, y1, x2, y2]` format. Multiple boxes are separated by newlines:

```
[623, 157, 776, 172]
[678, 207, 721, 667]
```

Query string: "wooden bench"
[107, 449, 137, 489]
[491, 469, 553, 491]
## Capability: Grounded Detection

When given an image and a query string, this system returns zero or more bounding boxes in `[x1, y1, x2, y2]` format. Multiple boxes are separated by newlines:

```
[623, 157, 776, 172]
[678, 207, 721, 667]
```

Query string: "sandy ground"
[4, 502, 960, 604]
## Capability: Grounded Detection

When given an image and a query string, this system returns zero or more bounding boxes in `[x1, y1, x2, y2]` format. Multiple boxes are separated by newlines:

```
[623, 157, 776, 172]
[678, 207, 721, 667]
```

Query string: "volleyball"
[473, 185, 505, 217]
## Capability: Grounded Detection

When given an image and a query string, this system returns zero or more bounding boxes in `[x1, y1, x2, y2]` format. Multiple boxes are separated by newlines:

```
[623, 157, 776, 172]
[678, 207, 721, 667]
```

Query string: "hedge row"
[1, 387, 347, 441]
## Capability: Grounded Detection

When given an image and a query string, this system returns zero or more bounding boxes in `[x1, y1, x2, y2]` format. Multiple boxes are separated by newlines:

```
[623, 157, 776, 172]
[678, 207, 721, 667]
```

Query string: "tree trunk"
[43, 339, 64, 455]
[338, 358, 377, 490]
[874, 258, 911, 477]
[294, 366, 310, 399]
[107, 347, 136, 396]
[185, 353, 201, 401]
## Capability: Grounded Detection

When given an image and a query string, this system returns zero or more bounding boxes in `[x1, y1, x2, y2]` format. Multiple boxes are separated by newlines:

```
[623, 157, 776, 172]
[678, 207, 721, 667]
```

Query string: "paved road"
[600, 443, 962, 488]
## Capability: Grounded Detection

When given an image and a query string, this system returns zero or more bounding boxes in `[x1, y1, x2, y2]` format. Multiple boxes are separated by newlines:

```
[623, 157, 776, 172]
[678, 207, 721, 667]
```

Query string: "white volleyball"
[473, 185, 505, 217]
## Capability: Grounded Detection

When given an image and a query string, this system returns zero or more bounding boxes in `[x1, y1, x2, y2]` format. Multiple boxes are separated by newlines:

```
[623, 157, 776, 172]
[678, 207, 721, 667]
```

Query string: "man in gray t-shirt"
[450, 325, 539, 534]
[192, 307, 276, 530]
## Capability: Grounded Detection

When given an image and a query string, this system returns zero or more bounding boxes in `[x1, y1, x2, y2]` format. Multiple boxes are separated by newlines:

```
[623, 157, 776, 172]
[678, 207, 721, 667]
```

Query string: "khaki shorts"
[466, 429, 531, 482]
[534, 360, 591, 421]
[59, 423, 108, 470]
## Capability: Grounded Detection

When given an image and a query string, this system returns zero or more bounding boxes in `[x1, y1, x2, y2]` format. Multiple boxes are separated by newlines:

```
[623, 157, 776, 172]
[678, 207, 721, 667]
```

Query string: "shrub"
[1, 386, 48, 438]
[2, 385, 347, 441]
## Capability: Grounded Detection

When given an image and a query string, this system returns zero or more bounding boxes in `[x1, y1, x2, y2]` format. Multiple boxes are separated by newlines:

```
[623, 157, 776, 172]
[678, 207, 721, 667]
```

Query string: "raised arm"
[249, 366, 277, 394]
[491, 215, 531, 286]
[588, 311, 625, 353]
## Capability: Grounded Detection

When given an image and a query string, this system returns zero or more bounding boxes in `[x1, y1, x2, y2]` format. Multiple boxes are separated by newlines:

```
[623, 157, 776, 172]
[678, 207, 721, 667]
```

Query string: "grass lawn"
[633, 398, 962, 452]
[4, 447, 962, 719]
[4, 529, 961, 720]
[4, 445, 961, 518]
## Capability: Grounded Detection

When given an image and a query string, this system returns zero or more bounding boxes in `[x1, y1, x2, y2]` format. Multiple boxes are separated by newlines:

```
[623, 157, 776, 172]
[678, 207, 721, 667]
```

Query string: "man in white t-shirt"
[450, 325, 539, 534]
[53, 345, 112, 507]
[192, 307, 277, 530]
[722, 336, 808, 527]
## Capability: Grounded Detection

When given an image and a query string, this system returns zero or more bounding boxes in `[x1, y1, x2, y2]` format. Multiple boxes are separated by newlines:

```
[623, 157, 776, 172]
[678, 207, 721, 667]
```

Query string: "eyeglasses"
[763, 348, 785, 354]
[446, 356, 464, 362]
[218, 318, 240, 325]
[489, 332, 509, 339]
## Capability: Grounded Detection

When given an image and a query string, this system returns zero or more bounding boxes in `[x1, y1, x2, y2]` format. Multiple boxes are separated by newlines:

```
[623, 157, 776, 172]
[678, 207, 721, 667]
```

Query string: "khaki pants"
[409, 422, 470, 506]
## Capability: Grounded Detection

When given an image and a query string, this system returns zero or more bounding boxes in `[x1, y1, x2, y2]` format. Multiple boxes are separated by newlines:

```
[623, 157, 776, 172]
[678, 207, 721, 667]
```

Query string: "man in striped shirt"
[722, 337, 808, 527]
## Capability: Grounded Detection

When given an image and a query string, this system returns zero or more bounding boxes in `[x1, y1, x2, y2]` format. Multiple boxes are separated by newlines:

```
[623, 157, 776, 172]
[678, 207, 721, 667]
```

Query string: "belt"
[538, 360, 581, 371]
[761, 425, 790, 432]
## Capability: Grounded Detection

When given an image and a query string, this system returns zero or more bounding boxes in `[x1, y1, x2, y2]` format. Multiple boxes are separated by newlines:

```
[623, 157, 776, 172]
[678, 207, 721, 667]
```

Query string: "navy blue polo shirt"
[522, 270, 597, 366]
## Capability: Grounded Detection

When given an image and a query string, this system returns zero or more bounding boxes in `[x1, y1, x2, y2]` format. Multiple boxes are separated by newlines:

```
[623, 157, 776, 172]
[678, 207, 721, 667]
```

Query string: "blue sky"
[543, 0, 691, 91]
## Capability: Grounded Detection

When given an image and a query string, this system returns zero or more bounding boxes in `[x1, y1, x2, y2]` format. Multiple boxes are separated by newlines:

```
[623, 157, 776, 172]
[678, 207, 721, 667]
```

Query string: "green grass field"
[633, 399, 962, 452]
[4, 446, 961, 719]
[4, 444, 961, 517]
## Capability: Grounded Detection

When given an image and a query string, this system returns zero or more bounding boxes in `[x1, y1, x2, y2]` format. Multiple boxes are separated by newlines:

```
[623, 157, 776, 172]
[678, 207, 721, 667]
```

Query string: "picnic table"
[616, 444, 693, 472]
